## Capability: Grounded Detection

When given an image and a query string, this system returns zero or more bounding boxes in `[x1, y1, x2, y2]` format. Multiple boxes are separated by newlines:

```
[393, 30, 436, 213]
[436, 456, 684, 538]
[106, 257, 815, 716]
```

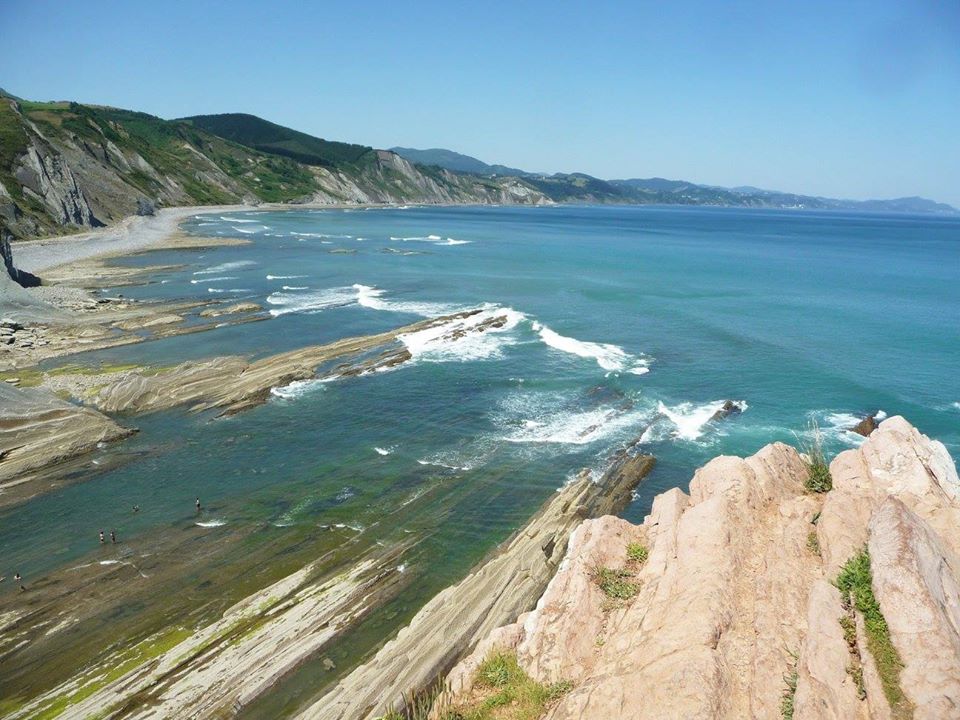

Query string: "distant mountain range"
[390, 147, 958, 215]
[0, 90, 954, 241]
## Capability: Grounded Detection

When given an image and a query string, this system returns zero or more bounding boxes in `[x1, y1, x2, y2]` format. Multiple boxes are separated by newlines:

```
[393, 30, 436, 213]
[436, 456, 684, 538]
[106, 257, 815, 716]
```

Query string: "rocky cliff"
[0, 97, 550, 240]
[433, 417, 960, 720]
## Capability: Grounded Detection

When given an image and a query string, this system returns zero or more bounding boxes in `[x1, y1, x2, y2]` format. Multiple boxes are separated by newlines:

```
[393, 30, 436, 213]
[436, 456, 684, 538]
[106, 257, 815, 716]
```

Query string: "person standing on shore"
[110, 530, 117, 544]
[99, 530, 105, 544]
[196, 497, 201, 512]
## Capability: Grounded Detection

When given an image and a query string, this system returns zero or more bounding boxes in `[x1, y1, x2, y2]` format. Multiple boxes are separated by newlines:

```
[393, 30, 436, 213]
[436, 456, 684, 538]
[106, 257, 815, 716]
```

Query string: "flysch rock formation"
[8, 452, 653, 720]
[0, 383, 134, 507]
[302, 453, 656, 720]
[83, 309, 500, 416]
[436, 416, 960, 720]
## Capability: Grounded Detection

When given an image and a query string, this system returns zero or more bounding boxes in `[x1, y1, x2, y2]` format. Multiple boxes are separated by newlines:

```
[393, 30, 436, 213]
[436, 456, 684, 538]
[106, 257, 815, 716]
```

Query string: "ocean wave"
[496, 390, 649, 445]
[398, 305, 525, 362]
[234, 227, 257, 234]
[389, 234, 470, 246]
[196, 519, 226, 528]
[266, 274, 307, 280]
[207, 288, 251, 293]
[193, 260, 257, 275]
[270, 379, 326, 399]
[267, 286, 357, 316]
[282, 285, 308, 290]
[651, 400, 748, 441]
[374, 446, 394, 456]
[290, 232, 352, 239]
[190, 276, 236, 284]
[818, 410, 886, 445]
[220, 216, 259, 223]
[531, 321, 649, 375]
[353, 284, 460, 317]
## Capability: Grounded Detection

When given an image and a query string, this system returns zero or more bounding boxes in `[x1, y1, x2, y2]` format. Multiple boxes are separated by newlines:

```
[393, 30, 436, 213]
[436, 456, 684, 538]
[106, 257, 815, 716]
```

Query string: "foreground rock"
[0, 384, 134, 508]
[437, 417, 960, 720]
[306, 452, 655, 719]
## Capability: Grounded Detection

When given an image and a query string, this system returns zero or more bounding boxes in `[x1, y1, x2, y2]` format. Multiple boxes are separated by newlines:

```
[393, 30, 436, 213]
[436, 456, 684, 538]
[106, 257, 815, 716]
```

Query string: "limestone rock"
[436, 417, 960, 720]
[868, 497, 960, 718]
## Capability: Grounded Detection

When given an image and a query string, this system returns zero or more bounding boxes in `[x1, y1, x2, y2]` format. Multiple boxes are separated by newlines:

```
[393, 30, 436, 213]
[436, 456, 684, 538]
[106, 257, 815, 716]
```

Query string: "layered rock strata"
[437, 417, 960, 720]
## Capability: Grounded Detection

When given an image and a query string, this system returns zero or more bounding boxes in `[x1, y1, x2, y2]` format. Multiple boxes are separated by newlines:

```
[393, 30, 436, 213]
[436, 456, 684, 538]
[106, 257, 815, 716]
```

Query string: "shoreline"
[11, 201, 462, 275]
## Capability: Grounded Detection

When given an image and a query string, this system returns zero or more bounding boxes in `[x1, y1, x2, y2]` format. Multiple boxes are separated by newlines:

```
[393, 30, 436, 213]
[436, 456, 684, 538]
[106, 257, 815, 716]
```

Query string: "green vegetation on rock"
[425, 651, 571, 720]
[835, 549, 911, 718]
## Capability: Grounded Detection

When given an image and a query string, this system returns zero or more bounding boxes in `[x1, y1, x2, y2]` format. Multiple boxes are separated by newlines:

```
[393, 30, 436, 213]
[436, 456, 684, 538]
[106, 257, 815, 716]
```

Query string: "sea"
[2, 204, 958, 714]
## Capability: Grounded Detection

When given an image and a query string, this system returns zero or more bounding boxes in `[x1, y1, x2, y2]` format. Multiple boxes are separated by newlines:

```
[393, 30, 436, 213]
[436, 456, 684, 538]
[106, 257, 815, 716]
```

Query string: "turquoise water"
[2, 205, 958, 709]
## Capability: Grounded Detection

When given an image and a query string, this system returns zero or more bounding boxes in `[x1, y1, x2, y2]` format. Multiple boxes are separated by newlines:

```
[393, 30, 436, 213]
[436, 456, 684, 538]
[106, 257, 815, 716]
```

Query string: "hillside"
[0, 99, 551, 240]
[181, 113, 370, 167]
[390, 146, 527, 176]
[2, 95, 954, 242]
[393, 146, 958, 214]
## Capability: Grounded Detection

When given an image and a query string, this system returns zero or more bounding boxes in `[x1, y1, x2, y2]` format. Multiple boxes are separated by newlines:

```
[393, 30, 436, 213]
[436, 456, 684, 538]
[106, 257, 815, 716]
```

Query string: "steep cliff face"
[438, 417, 960, 720]
[0, 98, 550, 240]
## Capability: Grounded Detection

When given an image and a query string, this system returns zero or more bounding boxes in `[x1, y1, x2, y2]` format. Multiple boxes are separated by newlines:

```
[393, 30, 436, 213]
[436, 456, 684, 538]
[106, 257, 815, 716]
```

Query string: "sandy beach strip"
[12, 204, 255, 274]
[12, 201, 444, 274]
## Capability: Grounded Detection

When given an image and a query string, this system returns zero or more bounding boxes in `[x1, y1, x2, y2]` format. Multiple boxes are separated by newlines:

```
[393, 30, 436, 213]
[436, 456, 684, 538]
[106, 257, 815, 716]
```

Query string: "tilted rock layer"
[439, 417, 960, 720]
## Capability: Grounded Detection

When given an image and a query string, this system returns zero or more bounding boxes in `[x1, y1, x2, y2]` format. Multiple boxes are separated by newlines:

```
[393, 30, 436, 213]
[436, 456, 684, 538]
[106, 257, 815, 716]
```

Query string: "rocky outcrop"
[851, 414, 880, 437]
[307, 150, 551, 206]
[303, 453, 655, 720]
[0, 384, 134, 508]
[437, 417, 960, 720]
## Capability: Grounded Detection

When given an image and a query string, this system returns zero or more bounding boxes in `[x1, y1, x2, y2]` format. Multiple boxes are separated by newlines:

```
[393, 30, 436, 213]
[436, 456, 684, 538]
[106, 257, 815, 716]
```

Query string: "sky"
[2, 0, 959, 205]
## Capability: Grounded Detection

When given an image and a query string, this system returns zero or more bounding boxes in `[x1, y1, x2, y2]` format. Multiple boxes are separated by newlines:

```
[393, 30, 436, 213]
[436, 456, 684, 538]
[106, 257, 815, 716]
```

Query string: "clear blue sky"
[2, 0, 959, 205]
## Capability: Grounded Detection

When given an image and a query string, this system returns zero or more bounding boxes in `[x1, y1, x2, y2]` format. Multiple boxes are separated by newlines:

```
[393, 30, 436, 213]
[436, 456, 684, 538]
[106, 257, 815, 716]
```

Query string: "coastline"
[10, 201, 462, 274]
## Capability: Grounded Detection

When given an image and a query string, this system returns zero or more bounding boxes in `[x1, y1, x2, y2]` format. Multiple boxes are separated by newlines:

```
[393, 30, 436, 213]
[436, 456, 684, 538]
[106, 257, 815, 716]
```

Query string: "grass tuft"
[432, 651, 571, 720]
[835, 549, 911, 718]
[799, 419, 832, 493]
[626, 542, 648, 564]
[593, 566, 639, 600]
[780, 669, 798, 719]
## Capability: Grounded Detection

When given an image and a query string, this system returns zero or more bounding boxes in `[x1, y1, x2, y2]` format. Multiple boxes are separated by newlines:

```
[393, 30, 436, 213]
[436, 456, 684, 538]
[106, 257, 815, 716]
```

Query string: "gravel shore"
[12, 204, 254, 274]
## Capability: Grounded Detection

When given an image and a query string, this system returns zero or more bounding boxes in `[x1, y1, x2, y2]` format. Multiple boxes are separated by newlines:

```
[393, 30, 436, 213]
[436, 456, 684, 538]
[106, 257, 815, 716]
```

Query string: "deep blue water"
[3, 204, 959, 595]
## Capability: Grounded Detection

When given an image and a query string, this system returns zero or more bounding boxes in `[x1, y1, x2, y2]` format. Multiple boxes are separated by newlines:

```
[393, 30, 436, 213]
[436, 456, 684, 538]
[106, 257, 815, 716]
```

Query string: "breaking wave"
[193, 260, 256, 275]
[647, 400, 748, 442]
[398, 306, 525, 362]
[532, 322, 649, 375]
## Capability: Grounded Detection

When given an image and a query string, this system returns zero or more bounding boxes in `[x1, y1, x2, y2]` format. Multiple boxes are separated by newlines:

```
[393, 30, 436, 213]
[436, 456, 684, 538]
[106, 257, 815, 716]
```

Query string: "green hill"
[181, 113, 371, 167]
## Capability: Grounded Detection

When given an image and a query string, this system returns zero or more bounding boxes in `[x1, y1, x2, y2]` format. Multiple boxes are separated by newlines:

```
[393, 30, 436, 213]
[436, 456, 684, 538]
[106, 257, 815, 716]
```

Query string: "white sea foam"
[353, 284, 459, 317]
[655, 400, 748, 441]
[496, 390, 648, 446]
[531, 322, 649, 375]
[266, 286, 357, 316]
[374, 446, 393, 456]
[190, 276, 236, 284]
[220, 216, 258, 222]
[234, 227, 257, 234]
[193, 260, 256, 275]
[282, 285, 308, 291]
[389, 234, 469, 246]
[207, 288, 251, 293]
[266, 274, 307, 280]
[398, 305, 524, 362]
[290, 232, 352, 239]
[196, 520, 226, 528]
[271, 379, 325, 399]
